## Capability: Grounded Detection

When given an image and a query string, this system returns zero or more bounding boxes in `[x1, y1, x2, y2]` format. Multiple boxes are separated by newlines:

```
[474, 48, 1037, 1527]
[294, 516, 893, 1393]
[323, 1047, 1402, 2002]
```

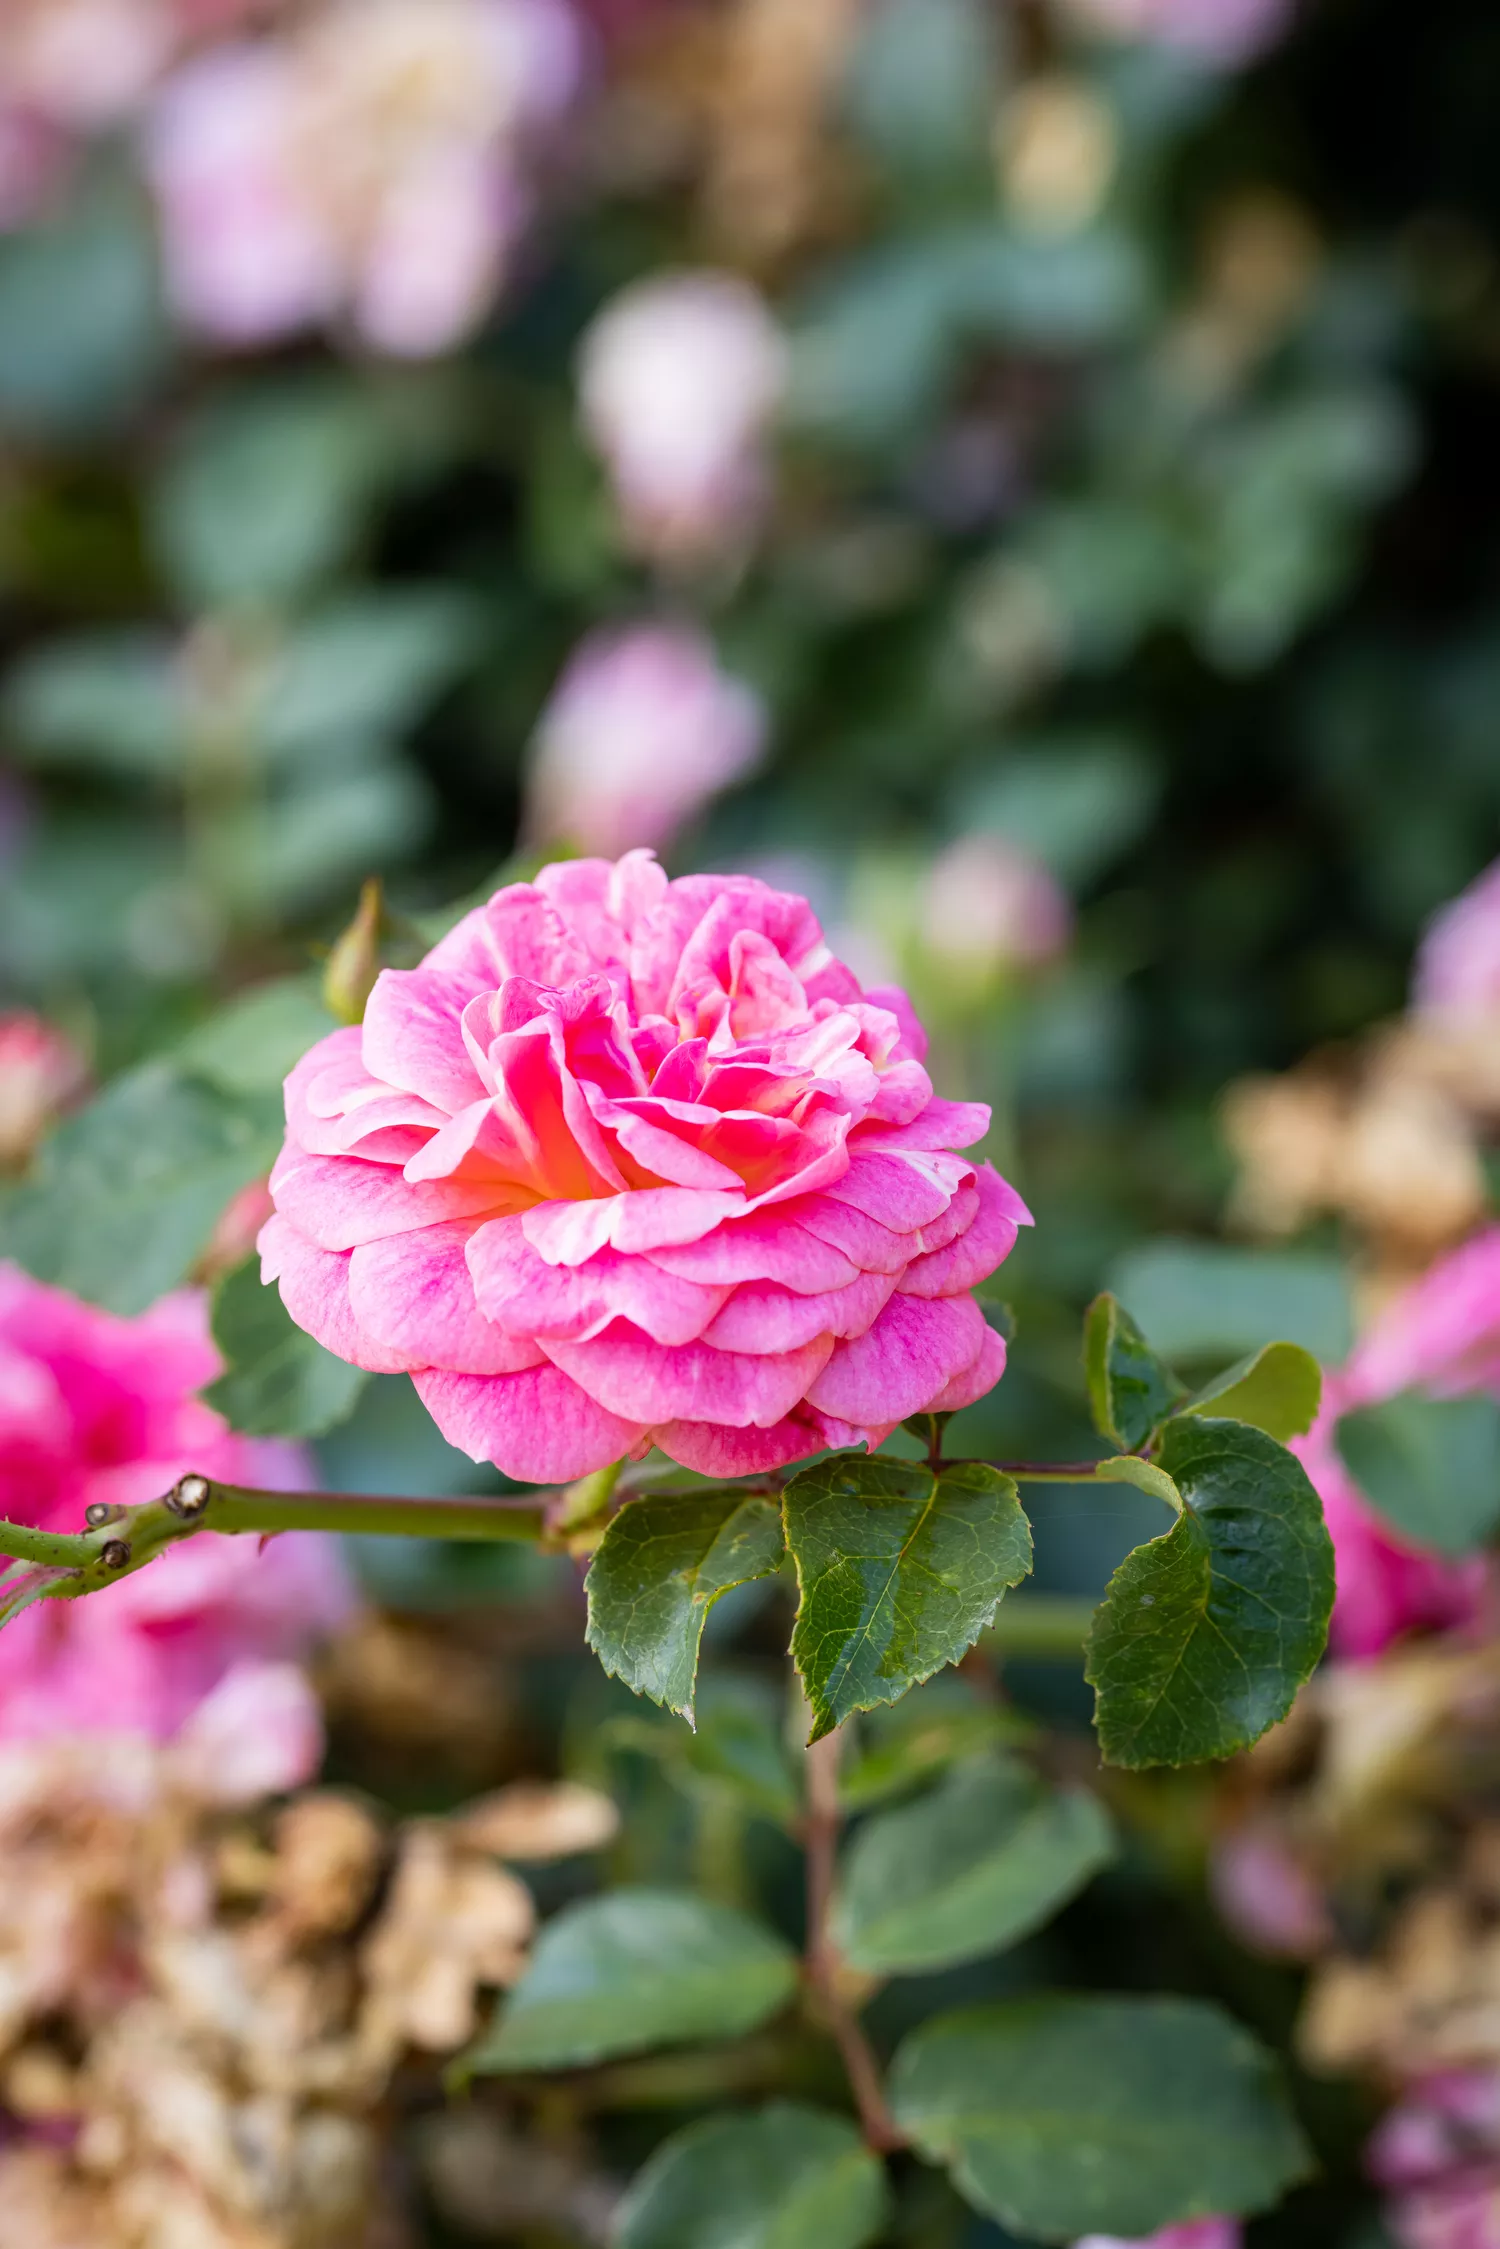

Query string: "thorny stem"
[0, 1451, 1128, 1624]
[802, 1728, 905, 2155]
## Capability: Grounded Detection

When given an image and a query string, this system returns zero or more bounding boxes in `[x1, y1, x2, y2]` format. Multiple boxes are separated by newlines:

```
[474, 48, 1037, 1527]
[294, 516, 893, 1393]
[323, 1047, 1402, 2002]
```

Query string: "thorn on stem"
[100, 1540, 131, 1570]
[165, 1475, 211, 1520]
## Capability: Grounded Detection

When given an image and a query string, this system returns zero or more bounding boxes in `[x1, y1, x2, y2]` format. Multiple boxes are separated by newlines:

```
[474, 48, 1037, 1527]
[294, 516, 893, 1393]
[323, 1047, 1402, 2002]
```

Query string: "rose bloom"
[525, 624, 767, 860]
[1414, 858, 1500, 1025]
[1292, 1227, 1500, 1658]
[0, 1010, 88, 1169]
[1075, 2224, 1241, 2249]
[261, 852, 1029, 1484]
[1061, 0, 1291, 66]
[0, 1264, 351, 1750]
[147, 0, 582, 354]
[579, 271, 787, 562]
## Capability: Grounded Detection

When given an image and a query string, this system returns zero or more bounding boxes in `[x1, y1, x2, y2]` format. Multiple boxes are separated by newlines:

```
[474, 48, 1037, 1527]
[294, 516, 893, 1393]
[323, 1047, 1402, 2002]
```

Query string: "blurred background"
[3, 0, 1500, 2243]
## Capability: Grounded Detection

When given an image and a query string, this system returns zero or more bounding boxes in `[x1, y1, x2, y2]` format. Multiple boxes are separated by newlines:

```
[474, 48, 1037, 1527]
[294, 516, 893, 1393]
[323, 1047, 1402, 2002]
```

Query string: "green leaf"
[785, 1458, 1031, 1743]
[616, 2104, 889, 2249]
[585, 1493, 787, 1723]
[1183, 1341, 1323, 1442]
[1095, 1455, 1181, 1509]
[465, 1890, 798, 2073]
[890, 1994, 1310, 2241]
[205, 1258, 368, 1439]
[2, 631, 183, 779]
[1335, 1390, 1500, 1557]
[0, 1065, 283, 1316]
[1085, 1416, 1334, 1769]
[1083, 1293, 1185, 1452]
[833, 1756, 1114, 1974]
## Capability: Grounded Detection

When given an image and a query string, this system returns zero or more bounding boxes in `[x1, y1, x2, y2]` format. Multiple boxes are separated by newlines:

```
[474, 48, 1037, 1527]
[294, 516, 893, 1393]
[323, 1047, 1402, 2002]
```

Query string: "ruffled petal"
[348, 1222, 546, 1376]
[645, 1214, 860, 1295]
[468, 1215, 727, 1346]
[897, 1164, 1030, 1298]
[926, 1322, 1006, 1412]
[541, 1324, 834, 1429]
[701, 1268, 895, 1354]
[807, 1291, 988, 1426]
[362, 966, 490, 1113]
[258, 1214, 412, 1374]
[412, 1363, 643, 1482]
[654, 1413, 827, 1476]
[270, 1149, 503, 1250]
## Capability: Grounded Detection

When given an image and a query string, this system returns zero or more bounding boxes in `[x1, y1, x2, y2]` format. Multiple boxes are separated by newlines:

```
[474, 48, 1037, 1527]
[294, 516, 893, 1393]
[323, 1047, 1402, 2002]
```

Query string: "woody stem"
[802, 1726, 905, 2154]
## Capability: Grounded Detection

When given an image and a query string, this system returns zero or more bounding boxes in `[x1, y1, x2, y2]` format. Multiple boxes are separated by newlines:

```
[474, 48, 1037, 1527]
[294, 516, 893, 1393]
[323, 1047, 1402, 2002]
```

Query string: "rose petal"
[412, 1363, 644, 1482]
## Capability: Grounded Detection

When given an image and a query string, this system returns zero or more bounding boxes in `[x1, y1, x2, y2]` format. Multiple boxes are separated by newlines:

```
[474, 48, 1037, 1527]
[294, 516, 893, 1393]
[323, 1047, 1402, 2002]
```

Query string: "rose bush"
[261, 851, 1029, 1483]
[0, 1263, 350, 1745]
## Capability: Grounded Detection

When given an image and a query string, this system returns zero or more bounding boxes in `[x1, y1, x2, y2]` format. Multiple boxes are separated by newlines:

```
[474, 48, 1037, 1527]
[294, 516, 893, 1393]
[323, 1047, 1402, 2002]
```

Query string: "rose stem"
[802, 1725, 905, 2154]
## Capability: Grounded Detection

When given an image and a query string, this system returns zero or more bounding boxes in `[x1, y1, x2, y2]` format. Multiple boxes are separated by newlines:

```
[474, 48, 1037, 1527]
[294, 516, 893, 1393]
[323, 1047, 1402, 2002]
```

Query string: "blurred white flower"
[148, 0, 583, 353]
[525, 622, 767, 856]
[579, 270, 787, 562]
[1061, 0, 1293, 67]
[920, 833, 1074, 978]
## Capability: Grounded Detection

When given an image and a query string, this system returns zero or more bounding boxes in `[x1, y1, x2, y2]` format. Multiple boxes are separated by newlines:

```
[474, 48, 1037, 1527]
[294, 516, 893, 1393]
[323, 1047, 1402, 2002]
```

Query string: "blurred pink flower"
[1209, 1822, 1332, 1959]
[0, 1264, 352, 1757]
[1075, 2222, 1242, 2249]
[0, 0, 174, 131]
[0, 1012, 87, 1170]
[261, 851, 1028, 1483]
[1414, 860, 1500, 1024]
[148, 0, 583, 353]
[579, 271, 786, 561]
[921, 834, 1074, 977]
[1064, 0, 1292, 66]
[1292, 1228, 1500, 1657]
[526, 623, 767, 857]
[1369, 2074, 1500, 2249]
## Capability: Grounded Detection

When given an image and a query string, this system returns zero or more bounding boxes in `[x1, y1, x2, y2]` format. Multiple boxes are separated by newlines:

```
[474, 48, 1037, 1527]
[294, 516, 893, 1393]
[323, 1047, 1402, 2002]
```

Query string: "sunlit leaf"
[785, 1457, 1031, 1743]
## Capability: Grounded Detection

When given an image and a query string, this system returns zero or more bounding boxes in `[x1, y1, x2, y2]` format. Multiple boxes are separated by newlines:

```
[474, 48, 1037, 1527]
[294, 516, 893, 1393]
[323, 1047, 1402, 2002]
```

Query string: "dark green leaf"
[891, 1994, 1310, 2241]
[615, 2103, 890, 2249]
[785, 1458, 1031, 1743]
[465, 1890, 798, 2073]
[1083, 1292, 1185, 1451]
[585, 1493, 786, 1722]
[0, 1066, 283, 1316]
[1085, 1416, 1334, 1769]
[1184, 1341, 1323, 1442]
[833, 1756, 1114, 1973]
[205, 1258, 368, 1439]
[1335, 1390, 1500, 1557]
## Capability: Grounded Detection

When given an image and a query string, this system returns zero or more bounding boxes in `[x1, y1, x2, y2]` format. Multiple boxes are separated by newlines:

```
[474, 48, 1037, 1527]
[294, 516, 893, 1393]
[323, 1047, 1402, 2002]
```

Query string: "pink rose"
[1209, 1823, 1331, 1959]
[1414, 859, 1500, 1025]
[1075, 2223, 1242, 2249]
[579, 271, 786, 561]
[1292, 1229, 1500, 1657]
[261, 852, 1029, 1483]
[0, 1264, 352, 1753]
[0, 1011, 87, 1169]
[525, 624, 767, 859]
